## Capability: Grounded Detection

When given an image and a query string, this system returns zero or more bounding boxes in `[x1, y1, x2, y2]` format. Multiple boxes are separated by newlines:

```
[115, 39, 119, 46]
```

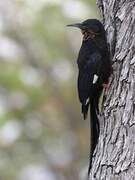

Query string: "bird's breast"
[77, 40, 99, 69]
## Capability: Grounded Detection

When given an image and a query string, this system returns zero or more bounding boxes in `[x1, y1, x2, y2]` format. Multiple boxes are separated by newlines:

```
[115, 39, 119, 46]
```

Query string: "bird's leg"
[103, 83, 110, 96]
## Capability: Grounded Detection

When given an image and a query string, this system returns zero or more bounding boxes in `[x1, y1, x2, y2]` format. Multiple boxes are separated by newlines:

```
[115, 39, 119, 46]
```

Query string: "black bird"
[67, 19, 112, 174]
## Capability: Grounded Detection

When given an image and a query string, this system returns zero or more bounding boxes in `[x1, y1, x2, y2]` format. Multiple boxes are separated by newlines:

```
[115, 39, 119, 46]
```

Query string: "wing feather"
[77, 52, 102, 105]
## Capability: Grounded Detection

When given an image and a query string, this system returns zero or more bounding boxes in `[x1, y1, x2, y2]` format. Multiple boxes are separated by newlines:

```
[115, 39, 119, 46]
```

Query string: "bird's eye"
[88, 29, 100, 35]
[88, 30, 94, 34]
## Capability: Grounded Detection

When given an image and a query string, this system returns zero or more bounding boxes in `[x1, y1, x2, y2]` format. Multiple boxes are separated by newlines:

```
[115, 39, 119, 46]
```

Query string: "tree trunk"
[89, 1, 135, 179]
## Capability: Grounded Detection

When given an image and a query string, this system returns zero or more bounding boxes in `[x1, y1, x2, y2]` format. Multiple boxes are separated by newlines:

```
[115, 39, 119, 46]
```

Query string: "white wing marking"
[85, 98, 89, 105]
[93, 74, 98, 84]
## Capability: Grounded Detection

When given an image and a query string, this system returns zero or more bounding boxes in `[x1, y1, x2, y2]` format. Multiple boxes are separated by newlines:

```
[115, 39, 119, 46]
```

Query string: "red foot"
[103, 83, 109, 89]
[103, 83, 109, 94]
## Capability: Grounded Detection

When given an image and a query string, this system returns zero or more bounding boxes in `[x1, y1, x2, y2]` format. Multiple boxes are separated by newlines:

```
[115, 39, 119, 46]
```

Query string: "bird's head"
[67, 19, 105, 40]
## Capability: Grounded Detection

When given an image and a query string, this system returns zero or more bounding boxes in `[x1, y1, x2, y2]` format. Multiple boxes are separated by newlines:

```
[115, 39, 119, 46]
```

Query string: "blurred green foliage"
[0, 0, 99, 179]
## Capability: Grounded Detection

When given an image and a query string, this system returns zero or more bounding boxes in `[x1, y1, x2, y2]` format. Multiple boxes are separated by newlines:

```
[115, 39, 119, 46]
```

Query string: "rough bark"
[89, 1, 135, 179]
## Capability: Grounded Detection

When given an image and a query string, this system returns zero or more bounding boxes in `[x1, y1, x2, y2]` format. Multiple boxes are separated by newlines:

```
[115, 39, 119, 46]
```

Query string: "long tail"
[88, 97, 100, 175]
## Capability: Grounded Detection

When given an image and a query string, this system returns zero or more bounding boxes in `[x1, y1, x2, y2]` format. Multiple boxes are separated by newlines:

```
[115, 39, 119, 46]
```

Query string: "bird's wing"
[78, 52, 102, 105]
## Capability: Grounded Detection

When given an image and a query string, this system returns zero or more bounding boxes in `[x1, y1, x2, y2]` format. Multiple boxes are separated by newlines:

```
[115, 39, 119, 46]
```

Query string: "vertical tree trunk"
[89, 1, 135, 179]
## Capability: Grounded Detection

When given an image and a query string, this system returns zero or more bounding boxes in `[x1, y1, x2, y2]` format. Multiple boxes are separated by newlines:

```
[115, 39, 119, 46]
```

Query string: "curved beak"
[67, 23, 82, 29]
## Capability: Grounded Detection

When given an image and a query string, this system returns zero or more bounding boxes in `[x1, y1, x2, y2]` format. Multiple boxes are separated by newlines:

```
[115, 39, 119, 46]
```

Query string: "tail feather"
[88, 97, 100, 175]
